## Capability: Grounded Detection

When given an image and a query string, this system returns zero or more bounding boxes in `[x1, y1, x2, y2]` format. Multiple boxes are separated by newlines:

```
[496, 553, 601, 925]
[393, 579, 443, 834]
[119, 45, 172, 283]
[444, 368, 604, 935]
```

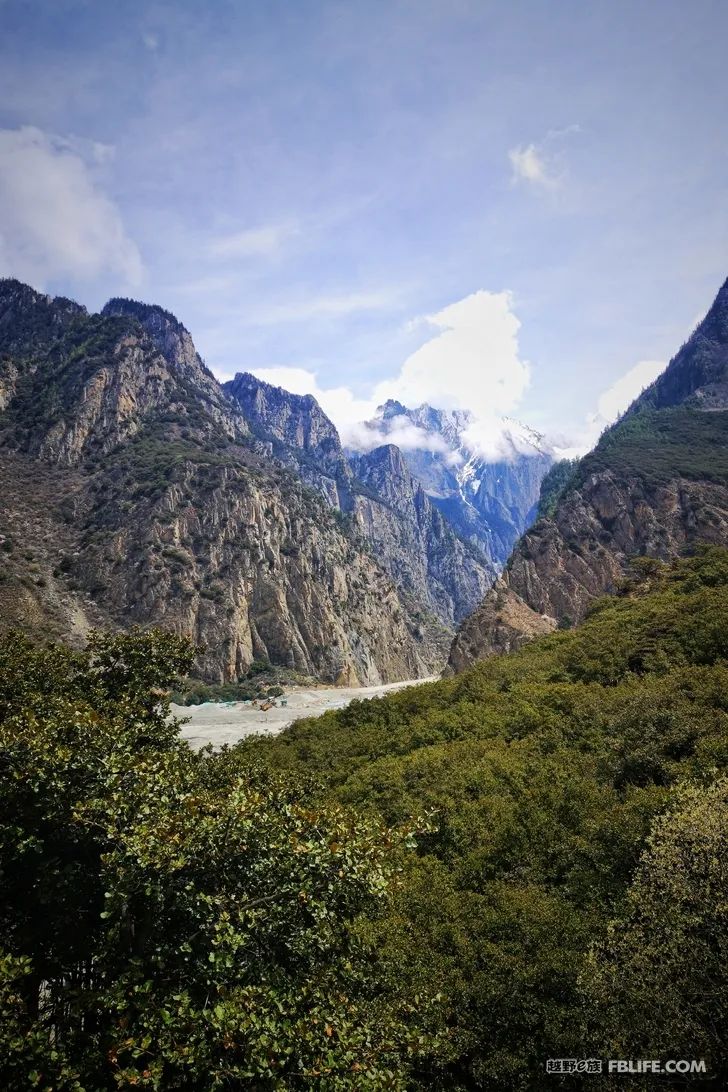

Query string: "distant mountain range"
[0, 278, 551, 683]
[224, 371, 500, 628]
[449, 275, 728, 671]
[2, 273, 726, 686]
[361, 399, 553, 568]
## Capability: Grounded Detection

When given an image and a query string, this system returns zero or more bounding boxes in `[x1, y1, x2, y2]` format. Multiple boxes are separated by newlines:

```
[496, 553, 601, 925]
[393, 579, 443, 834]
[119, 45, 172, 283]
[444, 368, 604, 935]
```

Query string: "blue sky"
[1, 0, 726, 452]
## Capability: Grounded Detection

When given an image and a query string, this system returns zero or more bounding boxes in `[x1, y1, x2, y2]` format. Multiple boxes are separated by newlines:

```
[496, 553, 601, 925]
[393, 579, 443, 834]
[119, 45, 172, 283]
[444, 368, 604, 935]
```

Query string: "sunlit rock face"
[226, 373, 495, 627]
[0, 280, 449, 683]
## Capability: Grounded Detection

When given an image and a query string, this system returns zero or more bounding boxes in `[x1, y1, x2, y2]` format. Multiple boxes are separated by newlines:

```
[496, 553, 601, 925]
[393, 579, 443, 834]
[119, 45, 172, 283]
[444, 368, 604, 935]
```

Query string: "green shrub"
[0, 629, 435, 1089]
[244, 548, 728, 1087]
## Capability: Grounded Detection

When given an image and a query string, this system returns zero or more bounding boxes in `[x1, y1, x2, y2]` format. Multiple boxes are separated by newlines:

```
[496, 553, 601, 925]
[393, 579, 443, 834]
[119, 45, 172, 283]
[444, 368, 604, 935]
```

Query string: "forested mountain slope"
[246, 547, 728, 1089]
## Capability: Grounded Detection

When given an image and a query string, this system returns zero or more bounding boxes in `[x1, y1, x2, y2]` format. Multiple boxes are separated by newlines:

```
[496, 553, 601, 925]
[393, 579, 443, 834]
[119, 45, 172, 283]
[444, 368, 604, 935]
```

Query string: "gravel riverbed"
[174, 676, 436, 749]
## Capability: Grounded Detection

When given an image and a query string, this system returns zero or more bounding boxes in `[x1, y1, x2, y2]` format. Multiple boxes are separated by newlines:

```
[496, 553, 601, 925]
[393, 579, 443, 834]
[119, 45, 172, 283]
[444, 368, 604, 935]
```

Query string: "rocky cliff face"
[449, 276, 728, 672]
[224, 372, 355, 510]
[0, 279, 447, 683]
[0, 282, 246, 468]
[226, 373, 495, 626]
[349, 444, 494, 625]
[360, 400, 553, 569]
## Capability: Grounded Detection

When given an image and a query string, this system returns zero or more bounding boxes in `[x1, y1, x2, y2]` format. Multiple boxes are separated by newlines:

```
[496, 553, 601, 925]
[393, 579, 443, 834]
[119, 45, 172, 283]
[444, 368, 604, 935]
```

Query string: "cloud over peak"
[239, 285, 669, 469]
[375, 290, 530, 420]
[250, 289, 534, 458]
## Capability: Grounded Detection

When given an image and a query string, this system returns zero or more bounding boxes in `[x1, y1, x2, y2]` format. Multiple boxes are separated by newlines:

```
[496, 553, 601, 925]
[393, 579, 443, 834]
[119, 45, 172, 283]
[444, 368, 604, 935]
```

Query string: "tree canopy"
[247, 547, 728, 1088]
[3, 549, 728, 1088]
[0, 629, 434, 1090]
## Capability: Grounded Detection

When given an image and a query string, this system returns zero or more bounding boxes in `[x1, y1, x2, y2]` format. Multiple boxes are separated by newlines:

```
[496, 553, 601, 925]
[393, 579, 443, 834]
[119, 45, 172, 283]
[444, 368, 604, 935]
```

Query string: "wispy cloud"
[508, 125, 581, 189]
[595, 358, 665, 422]
[555, 358, 666, 458]
[251, 289, 400, 325]
[208, 221, 299, 259]
[173, 273, 245, 296]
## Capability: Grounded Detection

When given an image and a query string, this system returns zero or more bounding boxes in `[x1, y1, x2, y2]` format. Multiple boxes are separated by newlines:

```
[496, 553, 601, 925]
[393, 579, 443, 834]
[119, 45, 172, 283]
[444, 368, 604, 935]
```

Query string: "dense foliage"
[2, 551, 727, 1088]
[247, 548, 728, 1088]
[576, 406, 728, 487]
[584, 776, 728, 1084]
[0, 630, 435, 1090]
[535, 457, 579, 519]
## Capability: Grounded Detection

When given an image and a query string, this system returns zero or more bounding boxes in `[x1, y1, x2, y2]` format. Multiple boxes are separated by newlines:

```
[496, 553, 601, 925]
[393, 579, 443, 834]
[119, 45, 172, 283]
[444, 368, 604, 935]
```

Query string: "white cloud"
[0, 126, 143, 287]
[208, 221, 298, 260]
[555, 359, 666, 458]
[353, 416, 459, 458]
[248, 289, 535, 458]
[248, 366, 459, 454]
[460, 416, 546, 463]
[250, 366, 378, 447]
[596, 359, 665, 422]
[225, 288, 665, 467]
[509, 143, 554, 187]
[252, 289, 398, 325]
[374, 290, 530, 418]
[371, 417, 452, 454]
[508, 126, 580, 189]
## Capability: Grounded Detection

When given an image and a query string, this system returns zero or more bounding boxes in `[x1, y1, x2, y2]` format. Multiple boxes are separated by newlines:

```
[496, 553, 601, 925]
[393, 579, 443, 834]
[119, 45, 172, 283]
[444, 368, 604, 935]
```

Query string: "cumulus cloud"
[233, 291, 665, 467]
[250, 289, 535, 458]
[0, 126, 143, 288]
[376, 290, 530, 417]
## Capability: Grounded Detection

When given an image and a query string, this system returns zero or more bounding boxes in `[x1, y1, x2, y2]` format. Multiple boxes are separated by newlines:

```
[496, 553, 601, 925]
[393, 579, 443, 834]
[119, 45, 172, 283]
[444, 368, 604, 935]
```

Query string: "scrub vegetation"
[2, 548, 728, 1088]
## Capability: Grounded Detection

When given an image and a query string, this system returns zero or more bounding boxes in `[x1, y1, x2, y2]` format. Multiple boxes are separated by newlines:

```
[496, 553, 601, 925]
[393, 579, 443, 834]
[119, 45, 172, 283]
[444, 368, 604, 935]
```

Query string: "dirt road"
[174, 676, 436, 749]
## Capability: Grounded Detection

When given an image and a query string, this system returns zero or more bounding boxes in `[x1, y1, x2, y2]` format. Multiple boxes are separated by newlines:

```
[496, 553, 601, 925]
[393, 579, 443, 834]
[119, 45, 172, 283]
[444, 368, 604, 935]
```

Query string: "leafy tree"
[536, 458, 579, 520]
[0, 629, 434, 1089]
[583, 777, 728, 1088]
[247, 548, 728, 1087]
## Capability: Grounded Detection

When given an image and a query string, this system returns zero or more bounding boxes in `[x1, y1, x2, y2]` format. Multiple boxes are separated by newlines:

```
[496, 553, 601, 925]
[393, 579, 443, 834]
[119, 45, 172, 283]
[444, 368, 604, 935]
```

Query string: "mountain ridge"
[361, 398, 553, 569]
[0, 279, 448, 684]
[448, 275, 728, 672]
[225, 371, 496, 626]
